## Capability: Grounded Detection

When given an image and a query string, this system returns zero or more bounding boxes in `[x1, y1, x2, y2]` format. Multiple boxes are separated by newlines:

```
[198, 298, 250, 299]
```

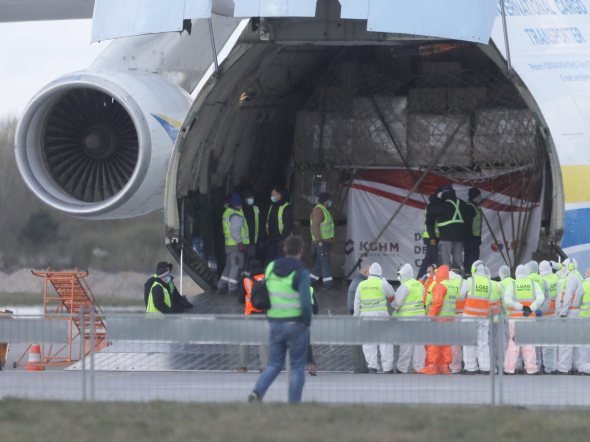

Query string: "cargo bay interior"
[169, 19, 558, 291]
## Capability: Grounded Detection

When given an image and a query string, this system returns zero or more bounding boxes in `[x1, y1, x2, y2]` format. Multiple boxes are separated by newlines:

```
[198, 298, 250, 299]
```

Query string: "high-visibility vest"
[438, 280, 457, 317]
[449, 278, 464, 314]
[244, 274, 265, 315]
[424, 281, 435, 313]
[423, 204, 439, 240]
[509, 279, 540, 318]
[437, 199, 464, 227]
[153, 273, 175, 294]
[253, 206, 260, 244]
[359, 278, 388, 313]
[464, 275, 491, 317]
[223, 207, 250, 246]
[467, 201, 482, 237]
[489, 280, 502, 316]
[265, 261, 302, 319]
[580, 280, 590, 318]
[266, 202, 291, 235]
[500, 277, 515, 291]
[146, 281, 171, 313]
[393, 279, 425, 317]
[560, 271, 584, 310]
[543, 273, 559, 316]
[310, 204, 335, 241]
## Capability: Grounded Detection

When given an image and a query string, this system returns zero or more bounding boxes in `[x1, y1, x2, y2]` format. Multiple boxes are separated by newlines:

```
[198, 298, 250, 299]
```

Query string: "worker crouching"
[419, 265, 457, 375]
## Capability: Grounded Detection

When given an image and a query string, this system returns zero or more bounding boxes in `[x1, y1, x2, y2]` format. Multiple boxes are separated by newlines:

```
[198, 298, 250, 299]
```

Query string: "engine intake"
[16, 70, 191, 219]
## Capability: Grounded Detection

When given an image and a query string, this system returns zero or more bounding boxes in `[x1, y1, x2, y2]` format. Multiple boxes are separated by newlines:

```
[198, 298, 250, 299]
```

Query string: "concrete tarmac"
[1, 370, 589, 406]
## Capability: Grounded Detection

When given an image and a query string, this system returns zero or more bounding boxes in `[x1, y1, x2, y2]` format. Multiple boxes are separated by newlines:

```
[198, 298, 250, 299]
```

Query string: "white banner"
[345, 168, 544, 280]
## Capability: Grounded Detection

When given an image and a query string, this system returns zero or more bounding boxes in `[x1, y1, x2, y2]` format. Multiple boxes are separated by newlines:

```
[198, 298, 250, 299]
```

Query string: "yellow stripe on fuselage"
[562, 165, 590, 204]
[153, 114, 182, 129]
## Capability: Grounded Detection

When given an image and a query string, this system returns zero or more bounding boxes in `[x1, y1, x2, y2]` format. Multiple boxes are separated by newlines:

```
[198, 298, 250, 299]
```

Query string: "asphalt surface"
[1, 369, 589, 406]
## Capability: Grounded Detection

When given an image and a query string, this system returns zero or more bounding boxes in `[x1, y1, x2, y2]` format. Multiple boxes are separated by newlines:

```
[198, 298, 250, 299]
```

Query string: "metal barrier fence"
[2, 312, 590, 406]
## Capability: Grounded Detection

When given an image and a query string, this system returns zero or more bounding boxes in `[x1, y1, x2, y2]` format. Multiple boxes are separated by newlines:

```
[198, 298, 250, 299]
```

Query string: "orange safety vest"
[244, 274, 265, 315]
[463, 275, 491, 317]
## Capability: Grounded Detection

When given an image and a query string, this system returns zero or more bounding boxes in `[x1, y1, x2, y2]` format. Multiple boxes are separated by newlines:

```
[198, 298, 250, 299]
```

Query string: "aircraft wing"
[0, 0, 93, 22]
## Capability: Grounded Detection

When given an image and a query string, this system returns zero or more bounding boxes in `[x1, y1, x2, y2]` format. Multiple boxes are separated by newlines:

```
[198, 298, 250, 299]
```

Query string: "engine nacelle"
[15, 70, 191, 219]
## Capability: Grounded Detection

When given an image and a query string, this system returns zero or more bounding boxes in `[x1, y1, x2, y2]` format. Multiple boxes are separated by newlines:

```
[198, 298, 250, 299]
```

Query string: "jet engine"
[15, 70, 191, 219]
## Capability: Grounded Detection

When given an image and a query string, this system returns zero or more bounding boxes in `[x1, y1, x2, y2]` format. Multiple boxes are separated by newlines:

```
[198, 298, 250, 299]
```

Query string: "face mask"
[271, 196, 276, 203]
[476, 196, 482, 204]
[247, 198, 254, 205]
[328, 201, 332, 208]
[437, 192, 443, 199]
[397, 274, 401, 281]
[165, 276, 172, 284]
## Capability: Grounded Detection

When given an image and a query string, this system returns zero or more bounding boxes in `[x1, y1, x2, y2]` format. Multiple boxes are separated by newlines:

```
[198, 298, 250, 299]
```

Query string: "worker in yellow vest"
[557, 258, 586, 374]
[579, 268, 590, 375]
[218, 193, 248, 296]
[265, 187, 294, 265]
[353, 263, 395, 374]
[538, 260, 559, 374]
[464, 188, 483, 273]
[391, 263, 426, 374]
[503, 265, 545, 375]
[309, 192, 335, 290]
[146, 264, 176, 314]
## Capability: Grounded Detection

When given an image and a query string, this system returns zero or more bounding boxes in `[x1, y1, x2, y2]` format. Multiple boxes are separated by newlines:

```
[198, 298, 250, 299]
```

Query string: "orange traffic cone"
[25, 344, 45, 371]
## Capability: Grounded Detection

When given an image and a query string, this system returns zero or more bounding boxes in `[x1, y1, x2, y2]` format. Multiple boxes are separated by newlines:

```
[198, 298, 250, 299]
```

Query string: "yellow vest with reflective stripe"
[438, 280, 457, 317]
[146, 281, 171, 313]
[464, 275, 491, 316]
[310, 204, 334, 241]
[423, 204, 439, 239]
[580, 280, 590, 317]
[359, 278, 388, 313]
[393, 279, 424, 317]
[266, 202, 291, 235]
[509, 279, 538, 318]
[437, 199, 464, 227]
[543, 273, 559, 316]
[265, 261, 302, 319]
[223, 207, 250, 246]
[467, 201, 482, 237]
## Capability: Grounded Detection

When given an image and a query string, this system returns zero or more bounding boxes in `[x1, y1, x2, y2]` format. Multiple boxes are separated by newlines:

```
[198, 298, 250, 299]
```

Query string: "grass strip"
[0, 398, 589, 442]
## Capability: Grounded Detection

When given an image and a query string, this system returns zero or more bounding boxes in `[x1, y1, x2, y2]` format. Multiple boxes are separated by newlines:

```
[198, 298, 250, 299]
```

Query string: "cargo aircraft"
[4, 0, 590, 286]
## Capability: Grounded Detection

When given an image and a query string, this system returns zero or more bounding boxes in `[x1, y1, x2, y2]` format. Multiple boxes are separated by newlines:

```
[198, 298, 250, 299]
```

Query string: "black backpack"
[250, 279, 271, 310]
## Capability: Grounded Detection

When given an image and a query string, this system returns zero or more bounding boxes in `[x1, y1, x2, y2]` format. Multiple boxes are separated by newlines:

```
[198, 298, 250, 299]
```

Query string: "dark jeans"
[417, 242, 439, 279]
[463, 241, 480, 275]
[253, 321, 309, 403]
[265, 238, 285, 266]
[310, 242, 333, 289]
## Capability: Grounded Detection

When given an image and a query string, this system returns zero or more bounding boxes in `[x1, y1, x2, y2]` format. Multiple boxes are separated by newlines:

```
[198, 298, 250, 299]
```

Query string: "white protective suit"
[526, 261, 552, 313]
[391, 263, 425, 374]
[557, 258, 586, 373]
[354, 263, 395, 372]
[449, 270, 464, 373]
[538, 260, 558, 373]
[459, 260, 491, 372]
[503, 265, 545, 374]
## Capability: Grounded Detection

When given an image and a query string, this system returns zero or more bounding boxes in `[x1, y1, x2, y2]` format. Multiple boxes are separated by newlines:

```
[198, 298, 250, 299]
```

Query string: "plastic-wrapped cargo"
[293, 111, 353, 166]
[408, 88, 447, 113]
[293, 169, 342, 220]
[352, 96, 407, 166]
[473, 109, 537, 164]
[406, 114, 471, 167]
